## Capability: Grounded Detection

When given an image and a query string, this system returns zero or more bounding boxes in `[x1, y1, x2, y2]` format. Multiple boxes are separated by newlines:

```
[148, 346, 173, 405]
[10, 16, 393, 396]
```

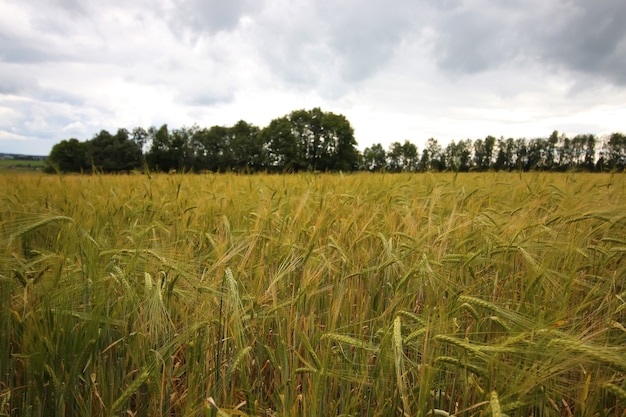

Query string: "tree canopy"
[46, 110, 625, 174]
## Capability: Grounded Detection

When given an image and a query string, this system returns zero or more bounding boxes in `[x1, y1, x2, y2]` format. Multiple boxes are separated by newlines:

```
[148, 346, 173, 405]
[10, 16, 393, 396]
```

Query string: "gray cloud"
[181, 90, 235, 107]
[433, 7, 521, 73]
[0, 71, 36, 95]
[430, 0, 626, 85]
[0, 32, 70, 63]
[1, 0, 626, 156]
[0, 67, 84, 108]
[243, 0, 423, 98]
[314, 0, 415, 82]
[539, 0, 626, 84]
[168, 0, 260, 38]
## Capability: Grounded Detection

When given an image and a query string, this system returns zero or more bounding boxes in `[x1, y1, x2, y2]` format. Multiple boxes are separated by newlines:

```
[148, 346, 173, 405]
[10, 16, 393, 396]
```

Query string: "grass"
[0, 159, 46, 171]
[0, 171, 625, 416]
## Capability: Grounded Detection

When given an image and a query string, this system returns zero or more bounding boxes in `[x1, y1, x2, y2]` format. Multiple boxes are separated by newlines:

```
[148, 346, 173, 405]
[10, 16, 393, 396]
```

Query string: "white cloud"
[0, 0, 625, 155]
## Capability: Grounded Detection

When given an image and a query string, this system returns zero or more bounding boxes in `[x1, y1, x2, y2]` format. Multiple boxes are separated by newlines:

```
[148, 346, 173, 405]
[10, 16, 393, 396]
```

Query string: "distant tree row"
[362, 131, 626, 172]
[46, 109, 626, 173]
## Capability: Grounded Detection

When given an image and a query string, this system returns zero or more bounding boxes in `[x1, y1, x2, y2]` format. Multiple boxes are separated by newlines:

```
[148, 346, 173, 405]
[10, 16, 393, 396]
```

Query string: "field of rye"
[1, 172, 625, 417]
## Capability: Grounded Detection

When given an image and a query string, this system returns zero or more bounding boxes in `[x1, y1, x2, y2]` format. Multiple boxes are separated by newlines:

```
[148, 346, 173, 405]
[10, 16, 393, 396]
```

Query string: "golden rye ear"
[1, 172, 625, 416]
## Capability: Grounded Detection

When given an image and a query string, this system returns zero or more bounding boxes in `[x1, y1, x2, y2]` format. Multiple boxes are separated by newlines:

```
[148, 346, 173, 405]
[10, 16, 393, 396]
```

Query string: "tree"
[193, 125, 231, 172]
[262, 108, 358, 172]
[445, 140, 472, 172]
[605, 132, 626, 171]
[526, 138, 548, 171]
[557, 135, 572, 171]
[146, 124, 175, 171]
[114, 128, 144, 171]
[418, 149, 430, 172]
[361, 143, 386, 172]
[169, 126, 197, 171]
[322, 111, 359, 171]
[426, 138, 443, 171]
[583, 134, 597, 171]
[46, 138, 86, 173]
[570, 135, 587, 168]
[132, 127, 149, 151]
[229, 120, 266, 172]
[402, 140, 419, 172]
[387, 142, 403, 172]
[86, 129, 114, 171]
[262, 116, 306, 172]
[546, 131, 559, 170]
[473, 139, 485, 171]
[289, 109, 320, 169]
[514, 138, 528, 171]
[472, 136, 496, 171]
[86, 128, 142, 172]
[484, 135, 495, 170]
[494, 138, 514, 171]
[387, 140, 418, 172]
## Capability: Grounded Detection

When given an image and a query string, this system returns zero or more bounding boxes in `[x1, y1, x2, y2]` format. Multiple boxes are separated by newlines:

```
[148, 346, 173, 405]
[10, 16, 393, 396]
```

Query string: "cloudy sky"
[1, 0, 625, 155]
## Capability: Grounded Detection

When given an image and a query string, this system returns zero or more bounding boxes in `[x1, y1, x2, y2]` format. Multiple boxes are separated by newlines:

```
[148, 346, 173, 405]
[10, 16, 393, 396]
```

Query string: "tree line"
[46, 108, 626, 173]
[367, 131, 626, 173]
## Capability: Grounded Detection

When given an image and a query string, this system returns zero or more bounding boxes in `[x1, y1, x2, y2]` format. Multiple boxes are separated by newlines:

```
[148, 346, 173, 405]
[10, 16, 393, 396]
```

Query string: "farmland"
[1, 172, 625, 416]
[0, 159, 46, 172]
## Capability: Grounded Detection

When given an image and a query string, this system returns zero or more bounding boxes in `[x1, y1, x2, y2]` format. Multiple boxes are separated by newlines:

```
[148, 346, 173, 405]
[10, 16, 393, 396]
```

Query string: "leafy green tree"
[557, 135, 572, 171]
[85, 129, 114, 171]
[146, 124, 176, 171]
[229, 120, 266, 172]
[287, 109, 317, 169]
[605, 132, 626, 171]
[86, 128, 142, 172]
[459, 140, 473, 172]
[321, 111, 359, 171]
[426, 138, 443, 171]
[444, 140, 472, 172]
[262, 108, 358, 172]
[570, 135, 587, 168]
[472, 136, 495, 171]
[169, 126, 196, 171]
[514, 138, 528, 171]
[387, 140, 418, 172]
[46, 138, 87, 173]
[387, 142, 403, 172]
[473, 139, 485, 170]
[402, 140, 419, 172]
[418, 148, 430, 172]
[546, 131, 559, 170]
[132, 127, 149, 151]
[193, 125, 231, 172]
[554, 133, 594, 171]
[583, 134, 597, 171]
[494, 138, 515, 171]
[484, 135, 495, 170]
[361, 143, 386, 172]
[131, 127, 149, 167]
[291, 108, 324, 169]
[262, 116, 306, 172]
[526, 138, 548, 171]
[116, 128, 144, 171]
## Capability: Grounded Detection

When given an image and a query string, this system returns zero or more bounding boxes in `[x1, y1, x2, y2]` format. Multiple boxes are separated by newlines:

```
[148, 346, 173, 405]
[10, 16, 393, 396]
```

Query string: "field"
[0, 159, 46, 172]
[1, 172, 625, 416]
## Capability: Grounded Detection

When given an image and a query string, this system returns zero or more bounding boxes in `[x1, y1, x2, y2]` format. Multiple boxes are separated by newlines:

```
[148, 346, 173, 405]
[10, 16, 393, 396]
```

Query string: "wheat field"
[1, 172, 625, 416]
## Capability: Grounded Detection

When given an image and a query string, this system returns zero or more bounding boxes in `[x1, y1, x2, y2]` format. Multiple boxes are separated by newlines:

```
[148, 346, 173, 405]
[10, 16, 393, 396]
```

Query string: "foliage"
[0, 159, 46, 172]
[262, 108, 359, 172]
[46, 129, 143, 173]
[1, 172, 625, 416]
[45, 138, 87, 173]
[46, 107, 626, 174]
